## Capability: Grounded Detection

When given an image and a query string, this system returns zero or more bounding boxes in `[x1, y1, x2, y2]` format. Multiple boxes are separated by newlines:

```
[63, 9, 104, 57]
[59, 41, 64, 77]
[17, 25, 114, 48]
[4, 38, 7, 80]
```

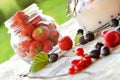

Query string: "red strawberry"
[32, 26, 49, 42]
[58, 36, 73, 50]
[11, 11, 28, 27]
[21, 23, 35, 36]
[48, 23, 56, 30]
[30, 16, 42, 27]
[29, 41, 42, 53]
[104, 30, 120, 48]
[42, 39, 53, 53]
[17, 40, 31, 57]
[49, 29, 59, 46]
[28, 41, 42, 60]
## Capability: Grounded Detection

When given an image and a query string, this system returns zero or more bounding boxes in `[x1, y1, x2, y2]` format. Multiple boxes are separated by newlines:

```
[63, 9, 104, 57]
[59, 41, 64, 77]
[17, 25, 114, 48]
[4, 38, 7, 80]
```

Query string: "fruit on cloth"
[115, 26, 120, 32]
[94, 42, 104, 50]
[103, 30, 120, 48]
[84, 31, 95, 42]
[89, 49, 100, 59]
[42, 39, 53, 53]
[77, 29, 84, 34]
[58, 36, 73, 50]
[101, 30, 108, 37]
[100, 46, 110, 56]
[32, 26, 49, 42]
[68, 47, 92, 75]
[75, 47, 84, 56]
[48, 53, 58, 63]
[79, 36, 87, 45]
[109, 18, 119, 27]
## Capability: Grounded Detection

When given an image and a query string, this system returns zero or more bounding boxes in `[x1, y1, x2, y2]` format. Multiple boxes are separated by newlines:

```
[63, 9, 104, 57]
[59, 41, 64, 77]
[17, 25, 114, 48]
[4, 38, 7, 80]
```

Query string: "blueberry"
[109, 18, 119, 27]
[48, 53, 58, 63]
[118, 13, 120, 20]
[89, 49, 100, 59]
[95, 42, 104, 50]
[84, 31, 95, 42]
[77, 29, 84, 34]
[115, 26, 120, 32]
[79, 36, 87, 45]
[100, 46, 110, 56]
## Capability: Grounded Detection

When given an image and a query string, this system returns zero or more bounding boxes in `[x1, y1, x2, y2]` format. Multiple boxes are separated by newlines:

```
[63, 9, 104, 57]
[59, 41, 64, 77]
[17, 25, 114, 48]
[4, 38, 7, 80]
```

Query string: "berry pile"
[68, 48, 92, 75]
[11, 11, 60, 60]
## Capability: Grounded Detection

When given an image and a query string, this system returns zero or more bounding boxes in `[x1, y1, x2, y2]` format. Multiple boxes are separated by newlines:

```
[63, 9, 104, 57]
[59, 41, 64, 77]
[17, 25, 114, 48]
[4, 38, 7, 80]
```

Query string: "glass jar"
[4, 3, 60, 63]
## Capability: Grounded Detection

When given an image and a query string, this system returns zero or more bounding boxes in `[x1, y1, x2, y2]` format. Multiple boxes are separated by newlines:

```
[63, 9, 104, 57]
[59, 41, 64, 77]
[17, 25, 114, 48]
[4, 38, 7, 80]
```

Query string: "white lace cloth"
[0, 19, 120, 80]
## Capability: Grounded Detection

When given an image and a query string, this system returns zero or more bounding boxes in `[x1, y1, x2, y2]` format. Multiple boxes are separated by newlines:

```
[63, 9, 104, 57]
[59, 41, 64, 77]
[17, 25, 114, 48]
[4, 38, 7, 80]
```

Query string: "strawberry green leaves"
[29, 52, 49, 73]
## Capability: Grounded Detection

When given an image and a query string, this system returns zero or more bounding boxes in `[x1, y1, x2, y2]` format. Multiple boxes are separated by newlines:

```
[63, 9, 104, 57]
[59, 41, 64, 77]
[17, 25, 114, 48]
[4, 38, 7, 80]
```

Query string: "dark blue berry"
[48, 53, 58, 63]
[109, 18, 119, 27]
[84, 31, 95, 42]
[95, 42, 104, 50]
[100, 46, 110, 56]
[77, 29, 84, 34]
[89, 49, 100, 59]
[79, 36, 87, 45]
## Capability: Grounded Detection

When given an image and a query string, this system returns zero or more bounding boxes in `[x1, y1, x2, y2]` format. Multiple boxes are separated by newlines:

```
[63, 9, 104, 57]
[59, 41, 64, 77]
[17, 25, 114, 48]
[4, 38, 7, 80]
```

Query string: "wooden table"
[0, 19, 120, 80]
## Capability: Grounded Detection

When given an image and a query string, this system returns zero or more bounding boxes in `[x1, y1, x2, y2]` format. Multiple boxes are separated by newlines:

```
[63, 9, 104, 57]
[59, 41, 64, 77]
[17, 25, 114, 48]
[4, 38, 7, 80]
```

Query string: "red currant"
[71, 59, 80, 66]
[76, 48, 84, 56]
[68, 66, 75, 75]
[75, 62, 83, 72]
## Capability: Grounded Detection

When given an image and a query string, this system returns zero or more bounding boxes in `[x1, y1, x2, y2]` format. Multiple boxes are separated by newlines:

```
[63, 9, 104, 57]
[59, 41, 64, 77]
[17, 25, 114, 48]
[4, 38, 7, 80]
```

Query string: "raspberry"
[76, 48, 84, 56]
[101, 30, 108, 37]
[68, 67, 75, 75]
[104, 30, 120, 48]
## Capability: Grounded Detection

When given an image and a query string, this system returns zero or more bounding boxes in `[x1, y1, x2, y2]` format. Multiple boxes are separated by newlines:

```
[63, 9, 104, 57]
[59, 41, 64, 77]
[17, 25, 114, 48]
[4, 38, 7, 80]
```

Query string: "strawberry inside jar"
[4, 4, 60, 61]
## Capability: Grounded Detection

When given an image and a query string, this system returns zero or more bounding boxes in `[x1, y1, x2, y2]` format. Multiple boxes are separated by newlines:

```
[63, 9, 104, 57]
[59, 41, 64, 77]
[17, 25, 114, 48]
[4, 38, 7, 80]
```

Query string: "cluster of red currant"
[68, 48, 92, 75]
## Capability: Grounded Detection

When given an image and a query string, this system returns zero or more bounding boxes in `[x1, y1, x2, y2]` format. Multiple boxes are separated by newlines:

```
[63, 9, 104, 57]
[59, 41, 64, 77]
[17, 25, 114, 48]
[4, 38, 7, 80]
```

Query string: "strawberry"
[29, 41, 42, 53]
[49, 29, 59, 46]
[104, 30, 120, 48]
[11, 11, 28, 27]
[32, 26, 49, 42]
[21, 23, 35, 36]
[28, 41, 42, 60]
[42, 39, 53, 53]
[58, 36, 73, 50]
[17, 39, 31, 57]
[48, 23, 56, 30]
[30, 16, 42, 27]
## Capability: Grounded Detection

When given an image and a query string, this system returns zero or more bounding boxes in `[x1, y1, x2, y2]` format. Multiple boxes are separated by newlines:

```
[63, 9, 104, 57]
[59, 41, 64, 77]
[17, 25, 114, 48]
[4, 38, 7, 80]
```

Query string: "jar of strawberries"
[5, 4, 60, 62]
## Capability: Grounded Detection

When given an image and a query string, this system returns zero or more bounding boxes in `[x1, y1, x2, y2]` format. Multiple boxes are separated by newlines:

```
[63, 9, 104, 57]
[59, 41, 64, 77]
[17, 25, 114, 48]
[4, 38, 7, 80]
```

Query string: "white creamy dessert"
[70, 0, 120, 31]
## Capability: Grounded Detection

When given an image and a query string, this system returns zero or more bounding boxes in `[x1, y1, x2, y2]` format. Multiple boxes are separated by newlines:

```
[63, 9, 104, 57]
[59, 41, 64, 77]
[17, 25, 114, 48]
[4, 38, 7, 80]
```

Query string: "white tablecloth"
[1, 19, 120, 80]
